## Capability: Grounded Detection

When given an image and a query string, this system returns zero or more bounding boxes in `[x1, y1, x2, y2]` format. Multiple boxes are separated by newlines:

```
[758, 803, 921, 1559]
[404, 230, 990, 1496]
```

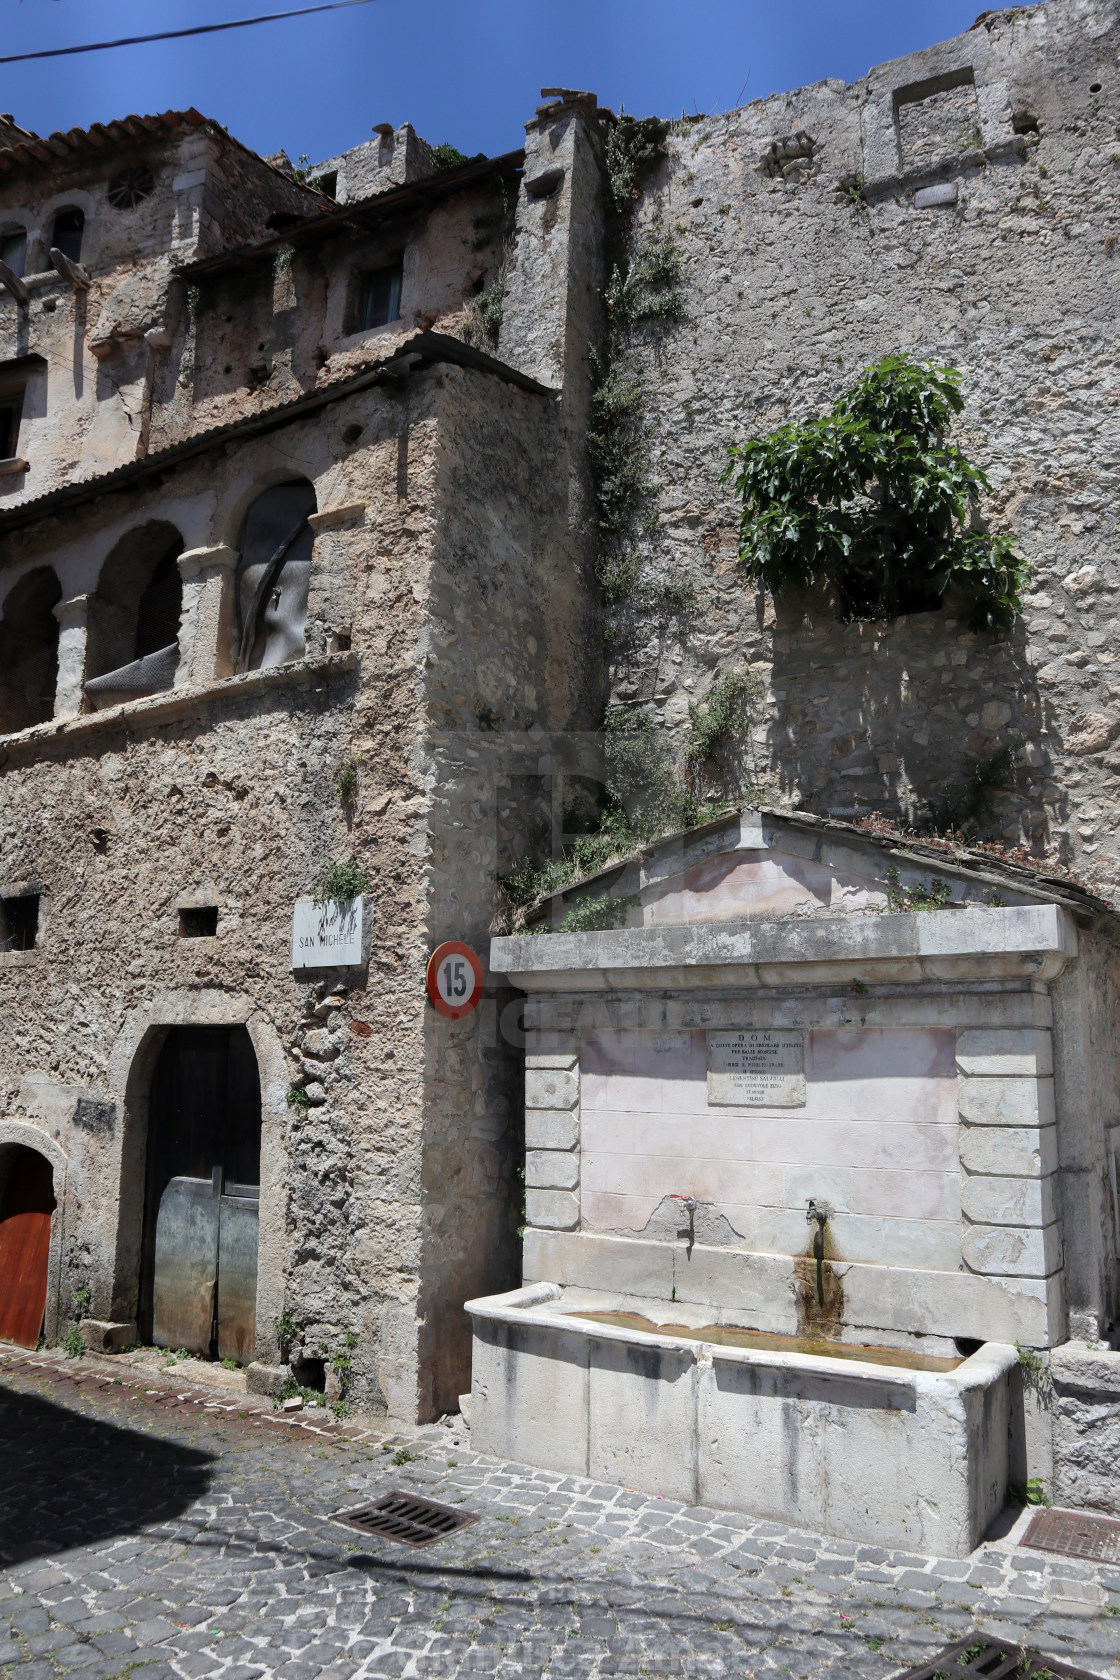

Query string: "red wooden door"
[0, 1150, 55, 1347]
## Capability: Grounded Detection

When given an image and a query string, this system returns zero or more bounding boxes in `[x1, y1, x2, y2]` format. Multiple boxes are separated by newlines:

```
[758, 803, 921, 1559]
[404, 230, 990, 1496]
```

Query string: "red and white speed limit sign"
[426, 941, 484, 1019]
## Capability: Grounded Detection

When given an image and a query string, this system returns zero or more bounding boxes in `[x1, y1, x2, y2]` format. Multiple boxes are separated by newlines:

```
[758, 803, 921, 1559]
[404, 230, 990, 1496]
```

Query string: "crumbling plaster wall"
[0, 130, 318, 500]
[604, 0, 1120, 899]
[148, 175, 515, 451]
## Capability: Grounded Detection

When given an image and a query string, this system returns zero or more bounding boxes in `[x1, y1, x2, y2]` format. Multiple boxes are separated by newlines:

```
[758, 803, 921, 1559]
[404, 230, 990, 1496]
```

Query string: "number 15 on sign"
[426, 941, 484, 1019]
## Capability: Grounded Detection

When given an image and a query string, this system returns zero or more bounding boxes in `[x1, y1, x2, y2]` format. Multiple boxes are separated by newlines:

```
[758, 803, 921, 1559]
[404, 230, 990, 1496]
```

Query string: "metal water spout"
[806, 1200, 833, 1308]
[670, 1193, 697, 1258]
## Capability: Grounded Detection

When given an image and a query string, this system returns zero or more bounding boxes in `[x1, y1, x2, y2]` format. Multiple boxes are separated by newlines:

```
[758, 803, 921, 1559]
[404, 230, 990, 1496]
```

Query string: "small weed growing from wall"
[1010, 1478, 1051, 1507]
[605, 116, 671, 210]
[62, 1326, 86, 1358]
[462, 270, 506, 350]
[651, 577, 698, 617]
[312, 858, 372, 905]
[286, 1084, 312, 1114]
[330, 1333, 357, 1419]
[274, 1309, 301, 1361]
[272, 246, 294, 275]
[336, 759, 359, 809]
[685, 670, 761, 774]
[561, 892, 641, 933]
[588, 353, 649, 541]
[430, 142, 471, 171]
[884, 866, 953, 912]
[73, 1281, 91, 1321]
[723, 355, 1032, 631]
[607, 228, 685, 325]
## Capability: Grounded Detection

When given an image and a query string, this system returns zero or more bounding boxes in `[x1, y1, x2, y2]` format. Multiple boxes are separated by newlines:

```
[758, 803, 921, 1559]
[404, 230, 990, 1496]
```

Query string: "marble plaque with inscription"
[707, 1029, 806, 1107]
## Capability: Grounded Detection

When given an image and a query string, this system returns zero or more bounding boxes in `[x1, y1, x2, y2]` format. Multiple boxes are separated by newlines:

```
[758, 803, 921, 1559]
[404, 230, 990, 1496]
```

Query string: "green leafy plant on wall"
[274, 1309, 301, 1361]
[723, 355, 1032, 631]
[685, 670, 762, 789]
[312, 858, 372, 905]
[606, 228, 685, 326]
[462, 268, 506, 351]
[429, 142, 471, 171]
[335, 759, 359, 809]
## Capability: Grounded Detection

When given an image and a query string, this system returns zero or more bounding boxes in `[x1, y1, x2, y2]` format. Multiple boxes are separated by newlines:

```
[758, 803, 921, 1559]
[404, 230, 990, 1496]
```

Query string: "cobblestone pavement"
[3, 1348, 1120, 1680]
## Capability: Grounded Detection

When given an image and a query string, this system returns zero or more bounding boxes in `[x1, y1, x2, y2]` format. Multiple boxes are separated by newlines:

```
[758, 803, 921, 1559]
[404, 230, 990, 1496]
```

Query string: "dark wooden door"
[141, 1027, 261, 1356]
[0, 1149, 55, 1347]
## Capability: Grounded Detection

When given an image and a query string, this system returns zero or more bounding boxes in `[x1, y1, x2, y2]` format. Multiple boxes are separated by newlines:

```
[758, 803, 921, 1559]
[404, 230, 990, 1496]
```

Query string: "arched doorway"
[0, 1146, 56, 1347]
[140, 1027, 261, 1361]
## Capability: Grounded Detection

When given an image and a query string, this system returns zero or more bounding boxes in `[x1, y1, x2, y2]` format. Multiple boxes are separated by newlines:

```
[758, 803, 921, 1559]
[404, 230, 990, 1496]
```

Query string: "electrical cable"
[0, 0, 382, 67]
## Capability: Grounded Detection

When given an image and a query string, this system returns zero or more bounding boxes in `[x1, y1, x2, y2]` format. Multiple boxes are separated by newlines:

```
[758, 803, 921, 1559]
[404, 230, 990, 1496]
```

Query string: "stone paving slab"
[1, 1346, 1120, 1680]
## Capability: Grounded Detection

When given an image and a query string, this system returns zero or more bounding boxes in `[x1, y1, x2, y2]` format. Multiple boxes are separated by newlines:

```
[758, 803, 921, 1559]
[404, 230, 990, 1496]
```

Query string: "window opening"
[134, 546, 183, 660]
[236, 481, 316, 670]
[107, 166, 154, 209]
[355, 263, 402, 331]
[179, 907, 218, 938]
[0, 388, 22, 460]
[50, 207, 84, 264]
[0, 566, 61, 734]
[0, 224, 27, 279]
[0, 893, 39, 952]
[84, 522, 183, 705]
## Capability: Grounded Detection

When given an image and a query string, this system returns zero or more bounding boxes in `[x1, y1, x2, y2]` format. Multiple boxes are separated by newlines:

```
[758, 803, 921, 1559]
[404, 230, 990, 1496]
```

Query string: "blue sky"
[4, 1, 988, 167]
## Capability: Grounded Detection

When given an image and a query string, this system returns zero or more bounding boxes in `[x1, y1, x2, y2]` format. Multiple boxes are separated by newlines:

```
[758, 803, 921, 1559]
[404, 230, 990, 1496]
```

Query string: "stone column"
[176, 544, 238, 687]
[52, 594, 91, 719]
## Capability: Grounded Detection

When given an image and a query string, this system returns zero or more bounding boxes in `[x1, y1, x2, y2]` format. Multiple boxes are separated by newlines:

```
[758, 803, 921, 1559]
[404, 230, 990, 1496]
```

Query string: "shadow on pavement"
[0, 1383, 214, 1565]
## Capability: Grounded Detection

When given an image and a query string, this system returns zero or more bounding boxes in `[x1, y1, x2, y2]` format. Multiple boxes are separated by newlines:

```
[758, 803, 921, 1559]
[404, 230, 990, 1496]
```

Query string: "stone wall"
[597, 0, 1120, 901]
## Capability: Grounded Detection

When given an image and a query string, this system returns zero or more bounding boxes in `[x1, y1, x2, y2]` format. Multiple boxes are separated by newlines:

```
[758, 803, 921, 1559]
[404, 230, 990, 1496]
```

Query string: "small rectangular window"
[0, 389, 23, 461]
[355, 263, 402, 332]
[179, 906, 219, 938]
[0, 893, 39, 952]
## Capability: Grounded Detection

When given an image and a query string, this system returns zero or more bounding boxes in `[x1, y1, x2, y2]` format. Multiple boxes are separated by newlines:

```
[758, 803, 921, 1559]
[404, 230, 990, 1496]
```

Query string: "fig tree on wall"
[723, 355, 1031, 631]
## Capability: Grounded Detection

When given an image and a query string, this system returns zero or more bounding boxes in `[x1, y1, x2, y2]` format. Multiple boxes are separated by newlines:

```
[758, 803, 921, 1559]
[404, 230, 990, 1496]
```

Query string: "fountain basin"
[466, 1282, 1017, 1557]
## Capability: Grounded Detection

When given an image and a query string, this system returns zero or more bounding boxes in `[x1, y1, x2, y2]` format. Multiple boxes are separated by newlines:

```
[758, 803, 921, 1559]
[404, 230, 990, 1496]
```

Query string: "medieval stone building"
[1, 0, 1120, 1494]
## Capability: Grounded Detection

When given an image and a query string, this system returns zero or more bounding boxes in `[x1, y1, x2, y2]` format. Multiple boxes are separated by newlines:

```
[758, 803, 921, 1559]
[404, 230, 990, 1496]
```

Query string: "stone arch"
[84, 520, 184, 707]
[0, 565, 61, 735]
[0, 1121, 68, 1343]
[107, 992, 288, 1358]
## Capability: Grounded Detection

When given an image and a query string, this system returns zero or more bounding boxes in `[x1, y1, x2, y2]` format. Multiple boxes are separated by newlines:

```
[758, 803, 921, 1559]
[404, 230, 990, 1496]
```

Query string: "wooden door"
[141, 1027, 261, 1357]
[0, 1149, 55, 1347]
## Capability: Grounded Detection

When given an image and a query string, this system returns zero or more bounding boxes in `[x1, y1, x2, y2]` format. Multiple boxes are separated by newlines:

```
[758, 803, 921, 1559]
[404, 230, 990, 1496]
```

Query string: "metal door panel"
[152, 1176, 219, 1355]
[217, 1195, 258, 1364]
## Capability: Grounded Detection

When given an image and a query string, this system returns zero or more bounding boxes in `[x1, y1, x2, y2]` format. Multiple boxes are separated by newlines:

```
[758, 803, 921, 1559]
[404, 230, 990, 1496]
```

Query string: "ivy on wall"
[723, 356, 1031, 631]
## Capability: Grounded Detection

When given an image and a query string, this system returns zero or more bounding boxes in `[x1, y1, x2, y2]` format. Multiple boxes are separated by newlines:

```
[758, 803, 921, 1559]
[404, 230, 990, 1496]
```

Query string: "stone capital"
[178, 544, 239, 582]
[52, 592, 92, 628]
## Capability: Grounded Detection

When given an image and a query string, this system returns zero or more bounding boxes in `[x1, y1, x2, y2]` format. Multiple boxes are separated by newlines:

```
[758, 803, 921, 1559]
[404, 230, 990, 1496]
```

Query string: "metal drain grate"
[330, 1490, 479, 1549]
[898, 1636, 1105, 1680]
[1023, 1505, 1120, 1564]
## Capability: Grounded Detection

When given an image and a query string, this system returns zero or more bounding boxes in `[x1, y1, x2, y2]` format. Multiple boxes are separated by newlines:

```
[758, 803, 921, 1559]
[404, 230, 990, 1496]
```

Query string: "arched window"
[236, 481, 316, 670]
[50, 206, 84, 265]
[0, 222, 27, 279]
[84, 522, 183, 707]
[0, 566, 61, 735]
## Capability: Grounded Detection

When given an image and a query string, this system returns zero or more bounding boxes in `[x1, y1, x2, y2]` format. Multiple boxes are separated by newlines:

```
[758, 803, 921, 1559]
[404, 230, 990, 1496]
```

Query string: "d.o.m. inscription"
[706, 1029, 806, 1107]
